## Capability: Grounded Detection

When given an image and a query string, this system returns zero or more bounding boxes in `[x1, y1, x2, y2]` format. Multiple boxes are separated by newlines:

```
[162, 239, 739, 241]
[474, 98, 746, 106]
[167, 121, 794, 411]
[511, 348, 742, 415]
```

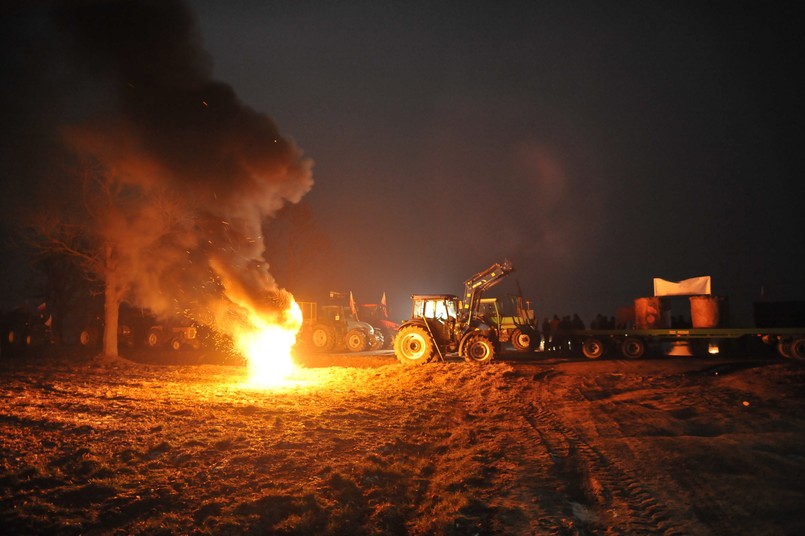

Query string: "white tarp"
[654, 276, 711, 296]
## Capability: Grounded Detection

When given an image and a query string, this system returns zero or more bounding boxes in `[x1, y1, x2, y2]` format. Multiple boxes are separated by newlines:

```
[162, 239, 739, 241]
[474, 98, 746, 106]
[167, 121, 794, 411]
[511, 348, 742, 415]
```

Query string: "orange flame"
[234, 300, 303, 387]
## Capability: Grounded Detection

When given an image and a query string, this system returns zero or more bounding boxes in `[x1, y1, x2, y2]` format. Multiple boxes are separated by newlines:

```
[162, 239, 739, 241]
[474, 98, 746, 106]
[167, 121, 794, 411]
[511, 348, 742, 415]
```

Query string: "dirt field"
[1, 348, 804, 535]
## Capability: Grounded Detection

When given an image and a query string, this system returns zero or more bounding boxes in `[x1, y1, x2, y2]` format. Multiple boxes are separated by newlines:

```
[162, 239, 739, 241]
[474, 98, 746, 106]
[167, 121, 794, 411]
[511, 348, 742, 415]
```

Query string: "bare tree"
[31, 249, 88, 346]
[27, 158, 192, 357]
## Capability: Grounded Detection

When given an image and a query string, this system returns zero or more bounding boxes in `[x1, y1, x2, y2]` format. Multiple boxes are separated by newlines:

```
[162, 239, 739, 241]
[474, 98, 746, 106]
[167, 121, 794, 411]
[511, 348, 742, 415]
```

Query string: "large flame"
[234, 300, 303, 387]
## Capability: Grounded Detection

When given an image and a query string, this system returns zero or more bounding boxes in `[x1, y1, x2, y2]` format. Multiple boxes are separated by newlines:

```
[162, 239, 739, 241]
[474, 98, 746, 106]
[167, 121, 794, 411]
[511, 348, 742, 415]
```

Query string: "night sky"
[2, 1, 803, 326]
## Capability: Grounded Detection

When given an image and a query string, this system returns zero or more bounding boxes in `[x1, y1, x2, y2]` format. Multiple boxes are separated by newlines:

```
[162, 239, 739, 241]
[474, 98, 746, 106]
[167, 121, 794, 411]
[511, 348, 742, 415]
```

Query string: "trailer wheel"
[582, 338, 605, 359]
[789, 338, 805, 360]
[777, 341, 792, 358]
[345, 329, 368, 352]
[310, 323, 337, 353]
[511, 328, 534, 352]
[463, 334, 496, 364]
[620, 338, 645, 359]
[394, 325, 435, 365]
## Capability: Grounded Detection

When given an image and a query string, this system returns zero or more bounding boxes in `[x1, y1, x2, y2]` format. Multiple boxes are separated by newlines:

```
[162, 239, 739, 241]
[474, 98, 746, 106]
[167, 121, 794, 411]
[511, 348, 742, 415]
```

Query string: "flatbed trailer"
[557, 327, 805, 360]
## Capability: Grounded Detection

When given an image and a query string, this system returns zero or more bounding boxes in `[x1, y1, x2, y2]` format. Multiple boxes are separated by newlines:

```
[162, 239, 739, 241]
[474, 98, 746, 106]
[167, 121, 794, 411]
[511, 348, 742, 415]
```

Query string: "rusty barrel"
[634, 296, 669, 329]
[689, 295, 728, 328]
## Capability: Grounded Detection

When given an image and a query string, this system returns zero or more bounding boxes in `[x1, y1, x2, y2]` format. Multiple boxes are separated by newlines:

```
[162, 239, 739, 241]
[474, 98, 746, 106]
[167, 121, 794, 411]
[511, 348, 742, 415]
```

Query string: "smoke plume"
[6, 1, 313, 332]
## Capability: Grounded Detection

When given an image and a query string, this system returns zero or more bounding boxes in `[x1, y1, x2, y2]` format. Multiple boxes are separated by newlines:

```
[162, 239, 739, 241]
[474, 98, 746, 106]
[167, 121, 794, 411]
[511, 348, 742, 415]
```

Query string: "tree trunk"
[103, 282, 119, 357]
[102, 245, 120, 357]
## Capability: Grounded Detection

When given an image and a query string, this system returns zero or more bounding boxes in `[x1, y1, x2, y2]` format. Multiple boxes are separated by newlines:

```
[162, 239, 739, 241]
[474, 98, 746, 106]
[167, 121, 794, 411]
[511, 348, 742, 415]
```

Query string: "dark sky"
[187, 1, 803, 322]
[2, 1, 803, 325]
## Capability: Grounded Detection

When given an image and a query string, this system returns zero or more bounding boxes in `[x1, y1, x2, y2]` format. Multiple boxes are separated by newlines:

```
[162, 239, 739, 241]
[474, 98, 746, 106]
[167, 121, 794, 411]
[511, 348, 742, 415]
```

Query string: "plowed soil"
[2, 349, 804, 535]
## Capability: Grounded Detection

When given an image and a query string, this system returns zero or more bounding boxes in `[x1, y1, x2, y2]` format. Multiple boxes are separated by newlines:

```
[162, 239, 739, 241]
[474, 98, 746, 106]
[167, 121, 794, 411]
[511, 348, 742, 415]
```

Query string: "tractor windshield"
[478, 300, 501, 321]
[413, 298, 457, 320]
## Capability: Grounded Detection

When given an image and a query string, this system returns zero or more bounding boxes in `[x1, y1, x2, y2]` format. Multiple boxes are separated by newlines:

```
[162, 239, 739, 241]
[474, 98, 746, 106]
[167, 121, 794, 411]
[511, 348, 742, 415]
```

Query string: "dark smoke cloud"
[2, 1, 313, 328]
[54, 0, 312, 211]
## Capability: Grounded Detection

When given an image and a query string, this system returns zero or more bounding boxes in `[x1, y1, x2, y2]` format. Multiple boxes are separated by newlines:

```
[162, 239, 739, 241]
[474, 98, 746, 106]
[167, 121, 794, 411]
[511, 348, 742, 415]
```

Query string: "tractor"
[297, 301, 379, 353]
[356, 294, 399, 350]
[478, 296, 539, 352]
[393, 260, 514, 365]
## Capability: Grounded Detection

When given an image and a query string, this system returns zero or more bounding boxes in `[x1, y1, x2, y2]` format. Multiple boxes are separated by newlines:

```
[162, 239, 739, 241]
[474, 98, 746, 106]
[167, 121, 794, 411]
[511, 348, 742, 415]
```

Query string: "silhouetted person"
[549, 315, 560, 351]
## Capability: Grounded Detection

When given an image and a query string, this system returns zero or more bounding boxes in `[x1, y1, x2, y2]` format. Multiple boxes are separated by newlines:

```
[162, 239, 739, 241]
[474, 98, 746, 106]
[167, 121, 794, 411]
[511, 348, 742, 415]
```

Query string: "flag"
[380, 292, 388, 319]
[349, 291, 358, 319]
[654, 276, 711, 296]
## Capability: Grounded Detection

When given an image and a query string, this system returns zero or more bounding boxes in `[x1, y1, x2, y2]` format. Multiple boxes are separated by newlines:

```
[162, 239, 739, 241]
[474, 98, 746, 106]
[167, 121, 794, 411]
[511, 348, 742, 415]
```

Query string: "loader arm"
[462, 260, 514, 318]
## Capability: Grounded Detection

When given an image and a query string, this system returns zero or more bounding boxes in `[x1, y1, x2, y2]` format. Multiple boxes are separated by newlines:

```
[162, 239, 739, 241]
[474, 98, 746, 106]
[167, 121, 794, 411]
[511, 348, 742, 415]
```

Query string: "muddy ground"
[1, 348, 804, 535]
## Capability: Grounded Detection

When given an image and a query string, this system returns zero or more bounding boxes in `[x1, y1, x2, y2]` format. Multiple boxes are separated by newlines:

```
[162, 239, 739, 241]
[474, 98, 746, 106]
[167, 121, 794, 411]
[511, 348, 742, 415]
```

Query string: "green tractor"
[297, 301, 380, 353]
[393, 260, 515, 365]
[394, 294, 500, 365]
[478, 297, 539, 352]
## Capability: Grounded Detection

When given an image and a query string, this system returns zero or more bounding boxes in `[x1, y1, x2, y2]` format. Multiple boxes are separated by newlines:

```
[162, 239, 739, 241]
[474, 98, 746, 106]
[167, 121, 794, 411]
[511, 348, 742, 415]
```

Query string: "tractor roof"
[410, 294, 459, 300]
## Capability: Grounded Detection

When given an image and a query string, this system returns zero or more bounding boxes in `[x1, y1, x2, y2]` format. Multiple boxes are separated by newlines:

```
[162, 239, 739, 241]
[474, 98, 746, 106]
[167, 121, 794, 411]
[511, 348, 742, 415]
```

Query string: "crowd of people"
[540, 314, 585, 352]
[538, 313, 630, 352]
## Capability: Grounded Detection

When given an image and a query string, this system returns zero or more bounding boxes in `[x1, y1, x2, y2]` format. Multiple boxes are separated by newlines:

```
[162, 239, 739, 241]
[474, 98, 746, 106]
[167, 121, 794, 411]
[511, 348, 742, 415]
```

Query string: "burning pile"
[235, 299, 303, 386]
[208, 260, 305, 385]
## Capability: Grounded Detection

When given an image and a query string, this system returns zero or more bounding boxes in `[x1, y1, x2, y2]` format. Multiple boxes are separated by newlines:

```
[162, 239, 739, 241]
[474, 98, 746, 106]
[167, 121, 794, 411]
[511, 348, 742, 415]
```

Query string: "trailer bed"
[556, 327, 805, 359]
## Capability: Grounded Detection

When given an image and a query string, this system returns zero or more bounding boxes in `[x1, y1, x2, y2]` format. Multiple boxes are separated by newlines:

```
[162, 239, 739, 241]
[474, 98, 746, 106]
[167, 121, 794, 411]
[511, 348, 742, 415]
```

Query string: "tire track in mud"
[579, 359, 802, 536]
[526, 367, 689, 536]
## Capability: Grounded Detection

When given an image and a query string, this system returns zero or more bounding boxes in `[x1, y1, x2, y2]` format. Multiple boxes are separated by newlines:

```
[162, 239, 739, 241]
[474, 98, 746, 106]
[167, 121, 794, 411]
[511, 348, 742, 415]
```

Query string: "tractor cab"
[395, 293, 498, 365]
[410, 294, 460, 344]
[412, 294, 459, 322]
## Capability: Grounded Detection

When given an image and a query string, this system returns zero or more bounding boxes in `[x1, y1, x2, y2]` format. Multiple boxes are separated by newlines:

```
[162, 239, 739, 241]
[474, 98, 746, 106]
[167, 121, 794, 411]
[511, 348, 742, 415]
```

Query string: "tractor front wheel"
[146, 328, 163, 349]
[463, 334, 497, 364]
[394, 325, 436, 365]
[368, 331, 384, 351]
[345, 329, 368, 352]
[79, 327, 100, 347]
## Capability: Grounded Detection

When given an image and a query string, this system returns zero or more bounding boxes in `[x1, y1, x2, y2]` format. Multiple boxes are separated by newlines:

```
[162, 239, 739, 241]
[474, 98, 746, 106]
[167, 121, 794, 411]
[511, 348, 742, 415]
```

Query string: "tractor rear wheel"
[345, 329, 368, 352]
[463, 334, 496, 364]
[310, 323, 337, 353]
[511, 328, 534, 352]
[394, 325, 436, 365]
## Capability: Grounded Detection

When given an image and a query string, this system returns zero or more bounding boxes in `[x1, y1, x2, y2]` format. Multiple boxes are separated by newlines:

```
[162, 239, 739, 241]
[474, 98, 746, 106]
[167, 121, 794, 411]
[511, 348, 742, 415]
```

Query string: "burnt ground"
[1, 347, 804, 535]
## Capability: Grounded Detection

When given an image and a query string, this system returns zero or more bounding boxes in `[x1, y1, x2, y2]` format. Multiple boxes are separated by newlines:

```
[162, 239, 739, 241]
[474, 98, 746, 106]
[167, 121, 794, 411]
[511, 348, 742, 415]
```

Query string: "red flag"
[380, 292, 388, 319]
[349, 291, 358, 319]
